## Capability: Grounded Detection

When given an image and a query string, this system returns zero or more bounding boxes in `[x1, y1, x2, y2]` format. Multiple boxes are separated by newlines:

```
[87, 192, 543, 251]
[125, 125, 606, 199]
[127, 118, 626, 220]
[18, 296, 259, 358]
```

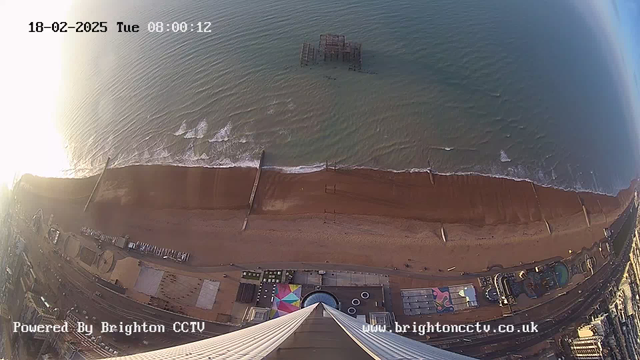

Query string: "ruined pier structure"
[300, 34, 362, 71]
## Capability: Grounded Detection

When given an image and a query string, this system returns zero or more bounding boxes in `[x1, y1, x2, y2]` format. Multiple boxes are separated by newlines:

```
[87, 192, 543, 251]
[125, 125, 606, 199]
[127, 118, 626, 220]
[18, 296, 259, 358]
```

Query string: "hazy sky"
[615, 0, 640, 113]
[599, 0, 640, 153]
[615, 0, 640, 100]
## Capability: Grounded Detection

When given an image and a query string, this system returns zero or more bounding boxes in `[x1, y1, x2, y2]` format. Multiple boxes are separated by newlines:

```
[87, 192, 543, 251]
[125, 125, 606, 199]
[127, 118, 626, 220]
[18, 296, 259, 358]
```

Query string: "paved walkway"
[136, 256, 567, 282]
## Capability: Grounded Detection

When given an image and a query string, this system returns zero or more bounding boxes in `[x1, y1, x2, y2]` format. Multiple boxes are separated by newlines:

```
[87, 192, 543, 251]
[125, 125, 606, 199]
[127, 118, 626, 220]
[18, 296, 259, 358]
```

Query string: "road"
[12, 216, 238, 355]
[133, 257, 565, 282]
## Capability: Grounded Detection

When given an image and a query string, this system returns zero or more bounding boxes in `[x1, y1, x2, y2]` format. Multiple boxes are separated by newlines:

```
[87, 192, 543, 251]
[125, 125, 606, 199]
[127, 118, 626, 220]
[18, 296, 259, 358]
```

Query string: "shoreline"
[265, 164, 622, 196]
[31, 161, 630, 197]
[19, 164, 636, 227]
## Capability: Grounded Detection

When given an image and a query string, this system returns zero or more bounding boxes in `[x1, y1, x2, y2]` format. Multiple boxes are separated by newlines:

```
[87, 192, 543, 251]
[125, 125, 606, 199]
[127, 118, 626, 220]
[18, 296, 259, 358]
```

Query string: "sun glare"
[0, 0, 73, 188]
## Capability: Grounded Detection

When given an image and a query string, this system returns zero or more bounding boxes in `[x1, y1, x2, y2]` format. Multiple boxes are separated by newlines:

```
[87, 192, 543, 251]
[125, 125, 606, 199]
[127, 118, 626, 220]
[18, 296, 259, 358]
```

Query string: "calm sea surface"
[57, 0, 639, 194]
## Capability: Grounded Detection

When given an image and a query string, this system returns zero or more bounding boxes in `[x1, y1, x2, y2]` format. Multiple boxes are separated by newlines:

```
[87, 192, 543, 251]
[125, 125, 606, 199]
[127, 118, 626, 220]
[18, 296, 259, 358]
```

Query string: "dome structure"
[302, 291, 339, 309]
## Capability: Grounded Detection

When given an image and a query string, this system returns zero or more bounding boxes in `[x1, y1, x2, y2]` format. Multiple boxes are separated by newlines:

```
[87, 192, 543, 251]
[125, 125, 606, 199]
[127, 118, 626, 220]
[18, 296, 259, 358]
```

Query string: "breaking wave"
[173, 121, 188, 136]
[500, 150, 511, 162]
[184, 119, 208, 139]
[264, 163, 326, 173]
[49, 153, 622, 197]
[209, 123, 232, 142]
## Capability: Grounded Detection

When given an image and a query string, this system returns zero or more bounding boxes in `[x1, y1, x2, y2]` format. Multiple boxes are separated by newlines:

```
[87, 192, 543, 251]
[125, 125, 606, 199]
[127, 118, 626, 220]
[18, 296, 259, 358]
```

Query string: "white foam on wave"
[183, 142, 197, 161]
[429, 146, 453, 151]
[173, 121, 188, 136]
[183, 148, 210, 162]
[110, 157, 260, 171]
[428, 146, 478, 152]
[124, 144, 258, 169]
[209, 122, 232, 142]
[387, 167, 613, 196]
[184, 119, 208, 139]
[62, 155, 620, 197]
[209, 158, 259, 168]
[264, 163, 326, 173]
[500, 150, 511, 162]
[263, 163, 617, 196]
[153, 148, 171, 159]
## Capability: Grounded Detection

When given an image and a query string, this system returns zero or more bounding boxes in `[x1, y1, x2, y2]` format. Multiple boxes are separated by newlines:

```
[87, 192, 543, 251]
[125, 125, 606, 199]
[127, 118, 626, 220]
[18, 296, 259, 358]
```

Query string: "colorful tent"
[270, 284, 302, 318]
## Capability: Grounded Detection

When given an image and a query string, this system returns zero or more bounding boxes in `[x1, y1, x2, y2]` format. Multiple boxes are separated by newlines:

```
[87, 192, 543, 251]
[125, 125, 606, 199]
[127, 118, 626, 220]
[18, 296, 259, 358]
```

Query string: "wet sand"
[21, 166, 633, 224]
[14, 165, 636, 273]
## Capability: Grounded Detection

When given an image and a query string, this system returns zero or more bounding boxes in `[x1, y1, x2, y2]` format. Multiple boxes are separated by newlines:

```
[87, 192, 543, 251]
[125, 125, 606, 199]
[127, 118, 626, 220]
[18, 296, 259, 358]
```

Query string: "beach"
[22, 166, 631, 223]
[14, 165, 636, 274]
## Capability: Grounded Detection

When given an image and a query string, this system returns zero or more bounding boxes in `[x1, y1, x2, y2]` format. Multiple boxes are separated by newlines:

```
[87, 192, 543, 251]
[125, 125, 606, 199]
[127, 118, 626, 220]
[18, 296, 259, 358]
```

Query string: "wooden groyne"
[242, 150, 265, 230]
[83, 157, 111, 213]
[577, 195, 590, 227]
[531, 183, 551, 235]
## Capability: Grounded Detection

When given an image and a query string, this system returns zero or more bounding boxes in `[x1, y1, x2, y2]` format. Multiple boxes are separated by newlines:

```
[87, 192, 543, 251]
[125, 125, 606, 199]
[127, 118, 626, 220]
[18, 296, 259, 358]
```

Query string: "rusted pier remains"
[300, 42, 316, 66]
[300, 34, 362, 71]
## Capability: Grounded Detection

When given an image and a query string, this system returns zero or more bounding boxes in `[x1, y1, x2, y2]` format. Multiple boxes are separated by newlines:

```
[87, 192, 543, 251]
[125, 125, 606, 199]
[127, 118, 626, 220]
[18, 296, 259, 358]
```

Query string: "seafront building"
[570, 335, 607, 359]
[570, 316, 615, 359]
[569, 204, 640, 360]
